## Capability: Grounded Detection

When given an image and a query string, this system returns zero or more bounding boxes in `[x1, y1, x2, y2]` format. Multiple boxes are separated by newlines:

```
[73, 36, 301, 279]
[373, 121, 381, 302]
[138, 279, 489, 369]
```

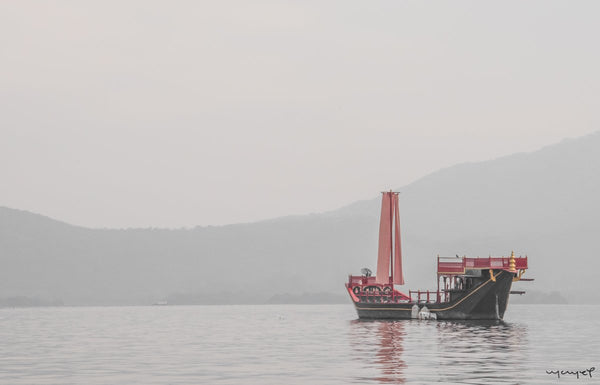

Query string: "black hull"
[353, 270, 514, 320]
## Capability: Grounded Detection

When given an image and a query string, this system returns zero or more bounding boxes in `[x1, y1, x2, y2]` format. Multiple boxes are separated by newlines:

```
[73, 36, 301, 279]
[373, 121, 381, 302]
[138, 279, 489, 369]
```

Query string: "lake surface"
[0, 304, 598, 384]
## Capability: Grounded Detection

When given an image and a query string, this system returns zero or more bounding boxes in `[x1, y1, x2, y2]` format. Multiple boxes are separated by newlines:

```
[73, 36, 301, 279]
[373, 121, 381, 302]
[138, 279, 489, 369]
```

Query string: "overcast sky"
[1, 1, 599, 228]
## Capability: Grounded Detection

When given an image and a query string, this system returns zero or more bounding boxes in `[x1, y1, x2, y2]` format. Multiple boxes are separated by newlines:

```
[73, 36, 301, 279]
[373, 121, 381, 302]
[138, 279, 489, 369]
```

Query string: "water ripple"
[0, 305, 597, 384]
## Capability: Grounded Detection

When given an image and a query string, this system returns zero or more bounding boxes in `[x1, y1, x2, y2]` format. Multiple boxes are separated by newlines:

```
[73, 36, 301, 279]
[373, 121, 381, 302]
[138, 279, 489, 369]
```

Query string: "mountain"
[1, 131, 599, 305]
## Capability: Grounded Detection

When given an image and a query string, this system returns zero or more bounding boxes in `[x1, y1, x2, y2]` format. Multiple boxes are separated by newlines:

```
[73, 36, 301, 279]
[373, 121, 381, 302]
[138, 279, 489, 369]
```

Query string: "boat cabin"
[347, 252, 529, 304]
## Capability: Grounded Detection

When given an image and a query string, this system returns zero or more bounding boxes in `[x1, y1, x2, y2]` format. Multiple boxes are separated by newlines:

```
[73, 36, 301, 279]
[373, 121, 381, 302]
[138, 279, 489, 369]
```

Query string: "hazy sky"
[1, 1, 599, 228]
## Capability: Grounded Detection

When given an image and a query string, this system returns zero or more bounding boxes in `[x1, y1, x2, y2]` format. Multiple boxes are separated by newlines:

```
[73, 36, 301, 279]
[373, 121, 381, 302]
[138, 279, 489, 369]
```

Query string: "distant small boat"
[345, 191, 531, 320]
[152, 301, 168, 306]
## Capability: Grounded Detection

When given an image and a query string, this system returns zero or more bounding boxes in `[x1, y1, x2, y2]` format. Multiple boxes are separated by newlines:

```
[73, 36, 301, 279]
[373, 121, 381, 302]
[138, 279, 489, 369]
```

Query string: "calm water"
[0, 304, 598, 384]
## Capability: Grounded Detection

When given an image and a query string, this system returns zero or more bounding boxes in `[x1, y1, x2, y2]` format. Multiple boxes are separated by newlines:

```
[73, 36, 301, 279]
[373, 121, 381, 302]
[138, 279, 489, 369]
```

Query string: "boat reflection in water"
[349, 319, 528, 384]
[374, 321, 407, 384]
[350, 320, 407, 384]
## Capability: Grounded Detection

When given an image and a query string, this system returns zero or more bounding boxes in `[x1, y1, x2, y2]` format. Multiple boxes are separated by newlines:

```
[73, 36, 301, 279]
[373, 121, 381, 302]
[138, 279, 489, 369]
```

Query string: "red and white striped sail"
[375, 192, 404, 285]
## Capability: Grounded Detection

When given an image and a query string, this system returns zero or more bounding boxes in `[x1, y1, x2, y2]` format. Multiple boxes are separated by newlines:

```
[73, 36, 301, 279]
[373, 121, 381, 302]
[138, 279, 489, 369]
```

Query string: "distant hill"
[1, 131, 599, 305]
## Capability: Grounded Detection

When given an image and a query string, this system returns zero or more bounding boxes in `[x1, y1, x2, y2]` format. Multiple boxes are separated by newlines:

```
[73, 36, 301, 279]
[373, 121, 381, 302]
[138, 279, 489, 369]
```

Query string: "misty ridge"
[1, 131, 599, 306]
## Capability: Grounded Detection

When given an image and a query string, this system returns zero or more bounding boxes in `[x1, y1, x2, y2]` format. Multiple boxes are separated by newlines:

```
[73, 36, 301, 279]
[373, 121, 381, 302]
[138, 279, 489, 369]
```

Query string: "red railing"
[437, 256, 528, 275]
[347, 275, 377, 286]
[409, 290, 448, 303]
[346, 275, 411, 302]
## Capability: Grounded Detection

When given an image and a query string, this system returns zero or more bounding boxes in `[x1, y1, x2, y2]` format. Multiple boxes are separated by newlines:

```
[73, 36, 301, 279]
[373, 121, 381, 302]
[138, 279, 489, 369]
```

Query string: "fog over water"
[1, 131, 599, 305]
[1, 2, 599, 384]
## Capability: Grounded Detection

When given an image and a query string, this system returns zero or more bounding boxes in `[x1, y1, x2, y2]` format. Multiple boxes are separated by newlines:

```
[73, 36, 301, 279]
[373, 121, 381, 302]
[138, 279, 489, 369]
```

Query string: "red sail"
[375, 192, 392, 284]
[393, 193, 404, 285]
[375, 191, 405, 285]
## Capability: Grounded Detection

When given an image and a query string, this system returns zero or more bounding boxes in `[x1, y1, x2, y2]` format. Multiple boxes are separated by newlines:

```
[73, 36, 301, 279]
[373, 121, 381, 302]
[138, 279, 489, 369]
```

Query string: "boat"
[345, 191, 530, 320]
